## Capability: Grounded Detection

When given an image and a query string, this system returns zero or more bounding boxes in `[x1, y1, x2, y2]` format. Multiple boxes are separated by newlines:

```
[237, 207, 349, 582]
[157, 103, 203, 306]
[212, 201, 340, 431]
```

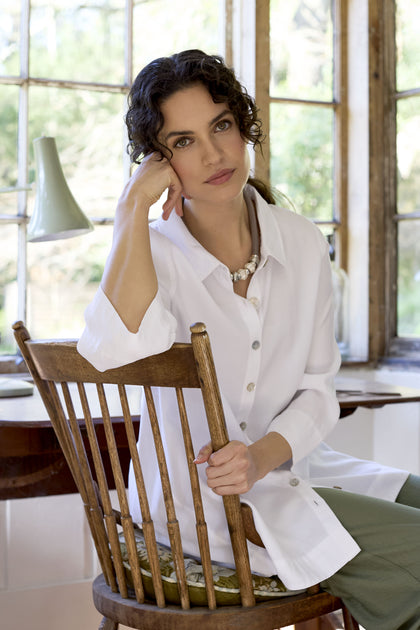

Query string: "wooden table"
[335, 376, 420, 416]
[0, 383, 140, 500]
[1, 377, 420, 501]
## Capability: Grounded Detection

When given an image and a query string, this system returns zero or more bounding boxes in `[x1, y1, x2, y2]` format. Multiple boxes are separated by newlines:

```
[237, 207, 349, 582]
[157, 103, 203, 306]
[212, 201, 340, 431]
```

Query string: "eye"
[215, 119, 232, 132]
[174, 136, 192, 149]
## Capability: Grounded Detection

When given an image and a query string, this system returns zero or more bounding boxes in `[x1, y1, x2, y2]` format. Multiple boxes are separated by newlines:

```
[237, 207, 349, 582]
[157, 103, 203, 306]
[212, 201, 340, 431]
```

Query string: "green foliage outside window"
[396, 1, 420, 337]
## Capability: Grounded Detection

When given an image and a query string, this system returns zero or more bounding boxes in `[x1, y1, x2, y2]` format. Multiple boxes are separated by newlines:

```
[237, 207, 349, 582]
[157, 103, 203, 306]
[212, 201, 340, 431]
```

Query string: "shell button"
[246, 382, 255, 392]
[289, 478, 300, 487]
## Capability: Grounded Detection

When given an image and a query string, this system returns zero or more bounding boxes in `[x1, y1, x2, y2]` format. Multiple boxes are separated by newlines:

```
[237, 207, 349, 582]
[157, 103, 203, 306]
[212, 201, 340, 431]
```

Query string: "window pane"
[27, 226, 112, 339]
[30, 0, 126, 84]
[28, 86, 125, 218]
[396, 1, 420, 92]
[0, 1, 20, 76]
[397, 97, 420, 216]
[270, 0, 333, 101]
[270, 103, 333, 221]
[0, 192, 19, 218]
[0, 85, 19, 189]
[0, 224, 18, 354]
[397, 221, 420, 337]
[133, 0, 221, 70]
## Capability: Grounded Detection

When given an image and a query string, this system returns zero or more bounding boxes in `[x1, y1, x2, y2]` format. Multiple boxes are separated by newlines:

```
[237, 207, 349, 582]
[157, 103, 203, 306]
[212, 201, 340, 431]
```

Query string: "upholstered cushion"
[119, 529, 303, 606]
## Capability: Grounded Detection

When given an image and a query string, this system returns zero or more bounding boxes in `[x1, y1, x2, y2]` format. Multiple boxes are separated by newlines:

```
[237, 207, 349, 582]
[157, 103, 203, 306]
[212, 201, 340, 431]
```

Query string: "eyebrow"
[164, 109, 232, 142]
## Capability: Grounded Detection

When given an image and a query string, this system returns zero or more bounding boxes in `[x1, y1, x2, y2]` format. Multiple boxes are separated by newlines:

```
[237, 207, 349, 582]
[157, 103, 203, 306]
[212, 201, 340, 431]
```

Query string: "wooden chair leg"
[294, 621, 321, 630]
[295, 610, 354, 630]
[343, 606, 360, 629]
[98, 617, 118, 630]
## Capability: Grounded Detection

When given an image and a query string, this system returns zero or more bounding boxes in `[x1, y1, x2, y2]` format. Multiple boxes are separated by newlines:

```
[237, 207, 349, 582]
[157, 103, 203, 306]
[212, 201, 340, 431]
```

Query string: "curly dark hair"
[125, 49, 264, 164]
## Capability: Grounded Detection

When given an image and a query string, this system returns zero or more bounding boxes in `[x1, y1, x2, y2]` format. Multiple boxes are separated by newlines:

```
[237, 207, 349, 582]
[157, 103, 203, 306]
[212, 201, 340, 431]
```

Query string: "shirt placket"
[236, 286, 263, 435]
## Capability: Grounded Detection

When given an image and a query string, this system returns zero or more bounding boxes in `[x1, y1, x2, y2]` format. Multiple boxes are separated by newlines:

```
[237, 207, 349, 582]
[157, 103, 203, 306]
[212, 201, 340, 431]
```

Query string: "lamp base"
[0, 378, 34, 398]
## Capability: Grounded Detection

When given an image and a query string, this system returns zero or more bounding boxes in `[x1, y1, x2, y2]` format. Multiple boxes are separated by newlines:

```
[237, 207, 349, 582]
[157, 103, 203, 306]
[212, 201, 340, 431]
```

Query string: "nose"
[201, 137, 223, 166]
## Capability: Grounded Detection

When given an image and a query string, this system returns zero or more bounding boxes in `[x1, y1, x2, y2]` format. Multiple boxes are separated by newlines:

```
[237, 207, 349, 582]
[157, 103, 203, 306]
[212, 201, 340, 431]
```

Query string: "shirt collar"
[151, 184, 287, 282]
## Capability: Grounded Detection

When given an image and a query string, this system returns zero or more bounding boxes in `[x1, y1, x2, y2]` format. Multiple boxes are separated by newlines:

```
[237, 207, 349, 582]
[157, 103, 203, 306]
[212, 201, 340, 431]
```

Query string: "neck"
[182, 194, 250, 254]
[181, 194, 261, 291]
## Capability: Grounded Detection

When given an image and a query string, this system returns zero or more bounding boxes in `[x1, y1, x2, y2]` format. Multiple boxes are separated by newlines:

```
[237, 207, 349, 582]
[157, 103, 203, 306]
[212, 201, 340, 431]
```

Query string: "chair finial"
[190, 322, 206, 334]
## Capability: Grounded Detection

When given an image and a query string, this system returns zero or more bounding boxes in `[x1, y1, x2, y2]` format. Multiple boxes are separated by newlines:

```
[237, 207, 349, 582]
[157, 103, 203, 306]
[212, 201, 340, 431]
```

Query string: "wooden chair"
[13, 320, 359, 630]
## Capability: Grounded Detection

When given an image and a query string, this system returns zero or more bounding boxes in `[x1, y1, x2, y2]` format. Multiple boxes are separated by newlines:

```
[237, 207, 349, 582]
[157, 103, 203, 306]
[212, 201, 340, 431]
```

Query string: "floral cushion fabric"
[119, 529, 304, 606]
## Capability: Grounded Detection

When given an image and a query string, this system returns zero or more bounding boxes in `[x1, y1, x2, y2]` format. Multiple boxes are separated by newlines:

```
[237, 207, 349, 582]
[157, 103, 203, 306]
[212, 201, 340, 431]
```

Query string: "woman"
[78, 50, 420, 628]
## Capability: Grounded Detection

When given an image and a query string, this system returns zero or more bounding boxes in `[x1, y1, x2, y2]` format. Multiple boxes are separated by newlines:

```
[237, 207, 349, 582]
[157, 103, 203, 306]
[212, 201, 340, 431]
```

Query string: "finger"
[174, 195, 184, 217]
[206, 461, 250, 492]
[193, 441, 213, 464]
[209, 479, 251, 496]
[161, 183, 183, 220]
[208, 441, 246, 467]
[206, 460, 252, 494]
[161, 167, 186, 216]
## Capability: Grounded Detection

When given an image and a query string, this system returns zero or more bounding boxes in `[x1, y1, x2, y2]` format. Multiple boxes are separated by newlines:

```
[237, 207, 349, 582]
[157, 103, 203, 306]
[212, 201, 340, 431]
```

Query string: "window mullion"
[254, 0, 270, 183]
[333, 0, 348, 272]
[122, 0, 134, 184]
[368, 0, 396, 360]
[17, 0, 31, 324]
[384, 0, 397, 344]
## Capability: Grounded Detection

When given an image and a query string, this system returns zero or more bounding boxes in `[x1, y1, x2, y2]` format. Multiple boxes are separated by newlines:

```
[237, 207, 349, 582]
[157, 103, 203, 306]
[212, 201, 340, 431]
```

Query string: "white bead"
[244, 262, 256, 273]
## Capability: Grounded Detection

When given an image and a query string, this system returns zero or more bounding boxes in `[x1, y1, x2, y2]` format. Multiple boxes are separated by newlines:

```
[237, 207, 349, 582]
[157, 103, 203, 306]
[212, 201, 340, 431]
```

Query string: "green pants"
[316, 475, 420, 630]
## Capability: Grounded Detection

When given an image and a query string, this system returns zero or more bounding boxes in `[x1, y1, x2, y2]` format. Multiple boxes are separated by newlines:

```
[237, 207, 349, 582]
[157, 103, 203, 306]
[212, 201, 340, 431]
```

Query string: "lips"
[205, 168, 235, 185]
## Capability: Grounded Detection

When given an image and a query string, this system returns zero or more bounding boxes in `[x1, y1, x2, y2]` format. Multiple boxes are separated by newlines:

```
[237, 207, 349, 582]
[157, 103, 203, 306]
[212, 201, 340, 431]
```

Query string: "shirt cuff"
[267, 386, 340, 464]
[77, 287, 177, 371]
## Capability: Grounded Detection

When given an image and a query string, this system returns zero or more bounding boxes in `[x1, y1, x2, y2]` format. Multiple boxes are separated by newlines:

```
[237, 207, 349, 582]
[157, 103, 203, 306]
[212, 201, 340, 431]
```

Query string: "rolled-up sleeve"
[77, 286, 177, 372]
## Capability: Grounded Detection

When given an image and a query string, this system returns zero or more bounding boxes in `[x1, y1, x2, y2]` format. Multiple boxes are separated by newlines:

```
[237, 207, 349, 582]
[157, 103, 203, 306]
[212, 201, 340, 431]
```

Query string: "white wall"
[0, 493, 132, 630]
[327, 367, 420, 475]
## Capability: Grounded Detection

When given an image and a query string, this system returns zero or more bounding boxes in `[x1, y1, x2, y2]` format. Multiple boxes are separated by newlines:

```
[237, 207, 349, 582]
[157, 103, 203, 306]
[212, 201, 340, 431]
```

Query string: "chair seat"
[119, 527, 300, 606]
[92, 573, 344, 630]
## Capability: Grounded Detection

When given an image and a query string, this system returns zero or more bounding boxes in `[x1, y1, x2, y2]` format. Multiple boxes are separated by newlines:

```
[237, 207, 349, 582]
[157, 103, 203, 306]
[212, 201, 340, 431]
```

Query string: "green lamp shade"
[27, 136, 93, 242]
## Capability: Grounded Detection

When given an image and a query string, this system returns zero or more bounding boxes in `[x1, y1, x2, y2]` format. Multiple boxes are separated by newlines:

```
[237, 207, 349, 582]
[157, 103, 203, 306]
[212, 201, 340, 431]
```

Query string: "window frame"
[258, 0, 419, 365]
[2, 0, 419, 368]
[369, 0, 420, 365]
[0, 0, 134, 351]
[254, 0, 348, 270]
[1, 0, 227, 366]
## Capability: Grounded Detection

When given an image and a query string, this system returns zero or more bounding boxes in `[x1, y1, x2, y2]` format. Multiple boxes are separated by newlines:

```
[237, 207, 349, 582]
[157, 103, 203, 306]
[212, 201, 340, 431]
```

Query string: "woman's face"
[159, 83, 250, 206]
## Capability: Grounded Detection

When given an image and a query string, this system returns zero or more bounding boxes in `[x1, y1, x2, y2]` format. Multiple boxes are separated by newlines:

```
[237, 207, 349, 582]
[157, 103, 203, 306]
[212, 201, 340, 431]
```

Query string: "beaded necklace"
[230, 201, 260, 283]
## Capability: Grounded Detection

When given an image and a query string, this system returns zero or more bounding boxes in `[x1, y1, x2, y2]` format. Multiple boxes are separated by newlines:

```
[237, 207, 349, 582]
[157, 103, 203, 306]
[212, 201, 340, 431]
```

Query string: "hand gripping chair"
[13, 321, 359, 630]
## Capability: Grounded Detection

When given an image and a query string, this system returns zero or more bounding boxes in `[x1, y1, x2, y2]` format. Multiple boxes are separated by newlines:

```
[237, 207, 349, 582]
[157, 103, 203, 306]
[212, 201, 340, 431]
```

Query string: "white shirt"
[78, 185, 408, 590]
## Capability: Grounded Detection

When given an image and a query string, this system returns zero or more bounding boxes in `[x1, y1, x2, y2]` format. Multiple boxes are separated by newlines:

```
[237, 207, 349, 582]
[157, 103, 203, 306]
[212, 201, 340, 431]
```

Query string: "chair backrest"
[13, 320, 256, 610]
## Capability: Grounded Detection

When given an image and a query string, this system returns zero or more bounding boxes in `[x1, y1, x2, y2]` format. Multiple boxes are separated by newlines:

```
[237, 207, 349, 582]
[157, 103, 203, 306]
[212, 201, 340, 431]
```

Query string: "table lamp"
[27, 136, 93, 242]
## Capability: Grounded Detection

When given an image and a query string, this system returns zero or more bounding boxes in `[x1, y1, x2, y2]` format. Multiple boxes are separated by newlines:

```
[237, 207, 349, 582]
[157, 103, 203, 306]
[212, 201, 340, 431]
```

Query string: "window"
[391, 0, 420, 353]
[259, 0, 420, 363]
[2, 0, 419, 366]
[0, 0, 222, 358]
[257, 0, 349, 354]
[369, 0, 420, 363]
